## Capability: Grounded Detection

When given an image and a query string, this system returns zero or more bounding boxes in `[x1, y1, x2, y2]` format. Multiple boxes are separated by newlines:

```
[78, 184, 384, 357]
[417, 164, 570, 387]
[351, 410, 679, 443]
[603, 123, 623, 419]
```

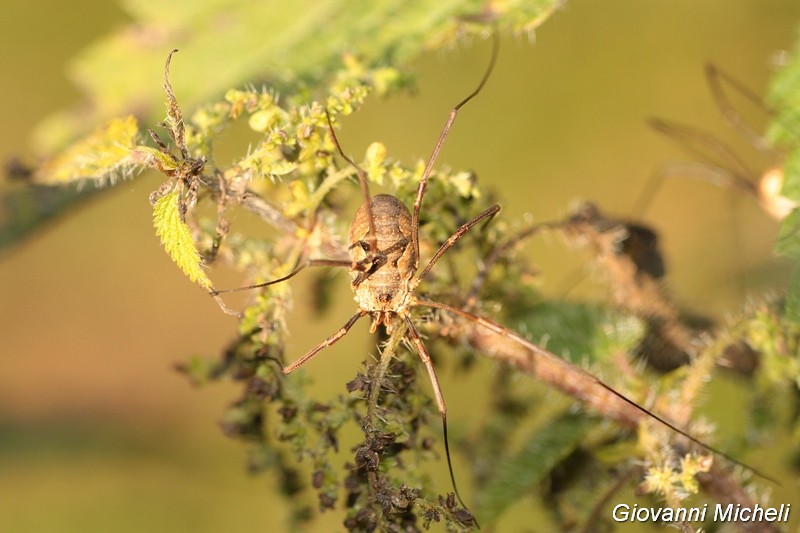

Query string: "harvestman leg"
[389, 202, 501, 518]
[705, 63, 777, 154]
[410, 33, 500, 270]
[410, 297, 776, 482]
[283, 311, 368, 374]
[413, 204, 500, 287]
[325, 110, 379, 257]
[402, 314, 477, 523]
[403, 316, 447, 416]
[211, 258, 352, 296]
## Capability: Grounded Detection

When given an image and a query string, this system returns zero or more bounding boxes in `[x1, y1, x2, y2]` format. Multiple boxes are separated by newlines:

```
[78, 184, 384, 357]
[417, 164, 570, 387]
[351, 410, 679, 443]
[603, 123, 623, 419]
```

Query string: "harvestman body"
[213, 37, 773, 517]
[214, 38, 501, 513]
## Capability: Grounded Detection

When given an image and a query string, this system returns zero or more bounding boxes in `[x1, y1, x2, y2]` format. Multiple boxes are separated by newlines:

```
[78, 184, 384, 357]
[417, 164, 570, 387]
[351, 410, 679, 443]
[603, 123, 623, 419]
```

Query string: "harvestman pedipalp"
[212, 35, 776, 520]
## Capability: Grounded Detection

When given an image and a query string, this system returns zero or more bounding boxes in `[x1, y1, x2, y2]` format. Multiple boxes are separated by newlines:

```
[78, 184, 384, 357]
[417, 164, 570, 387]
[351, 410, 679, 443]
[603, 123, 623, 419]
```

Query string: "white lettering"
[634, 506, 651, 521]
[715, 504, 734, 521]
[612, 504, 629, 522]
[751, 504, 765, 521]
[691, 504, 708, 522]
[739, 506, 751, 521]
[713, 503, 792, 522]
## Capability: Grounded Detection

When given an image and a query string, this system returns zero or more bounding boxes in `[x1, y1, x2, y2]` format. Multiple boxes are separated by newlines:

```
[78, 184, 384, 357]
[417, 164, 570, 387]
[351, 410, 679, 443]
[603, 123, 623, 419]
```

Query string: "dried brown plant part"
[146, 50, 207, 219]
[561, 203, 698, 369]
[447, 313, 779, 530]
[196, 172, 301, 237]
[465, 218, 561, 309]
[209, 35, 777, 529]
[203, 169, 231, 266]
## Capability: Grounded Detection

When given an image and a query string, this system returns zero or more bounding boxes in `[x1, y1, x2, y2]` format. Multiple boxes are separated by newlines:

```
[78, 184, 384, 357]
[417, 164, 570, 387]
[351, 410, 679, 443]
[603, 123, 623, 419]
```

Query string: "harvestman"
[212, 37, 773, 513]
[636, 64, 797, 221]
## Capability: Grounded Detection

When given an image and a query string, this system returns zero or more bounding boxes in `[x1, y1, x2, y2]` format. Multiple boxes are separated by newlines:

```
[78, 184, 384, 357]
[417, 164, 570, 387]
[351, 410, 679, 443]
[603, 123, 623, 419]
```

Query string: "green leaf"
[35, 116, 138, 184]
[514, 300, 644, 364]
[781, 148, 800, 202]
[768, 30, 800, 261]
[31, 0, 561, 155]
[785, 265, 800, 324]
[131, 145, 180, 172]
[476, 412, 593, 524]
[152, 190, 213, 289]
[775, 208, 800, 259]
[766, 32, 800, 150]
[8, 1, 562, 254]
[1, 115, 137, 250]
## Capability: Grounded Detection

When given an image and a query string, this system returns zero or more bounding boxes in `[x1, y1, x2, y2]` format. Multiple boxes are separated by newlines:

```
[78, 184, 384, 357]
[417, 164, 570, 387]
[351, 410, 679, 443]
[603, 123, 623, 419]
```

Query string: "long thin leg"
[209, 258, 350, 317]
[705, 63, 777, 155]
[411, 33, 499, 270]
[466, 219, 559, 307]
[631, 160, 758, 219]
[210, 258, 350, 296]
[648, 118, 754, 181]
[402, 315, 476, 524]
[283, 311, 367, 373]
[413, 204, 500, 288]
[325, 110, 378, 256]
[411, 297, 777, 484]
[403, 315, 447, 415]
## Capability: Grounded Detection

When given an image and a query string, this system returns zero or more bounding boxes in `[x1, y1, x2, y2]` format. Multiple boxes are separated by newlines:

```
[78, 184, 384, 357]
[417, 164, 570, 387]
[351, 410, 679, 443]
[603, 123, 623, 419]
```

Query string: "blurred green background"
[1, 1, 799, 531]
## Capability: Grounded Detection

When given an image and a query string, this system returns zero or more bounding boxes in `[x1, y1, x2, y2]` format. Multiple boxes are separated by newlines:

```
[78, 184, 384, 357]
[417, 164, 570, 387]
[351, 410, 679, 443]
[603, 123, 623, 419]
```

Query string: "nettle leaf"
[33, 0, 560, 155]
[776, 208, 800, 323]
[7, 1, 561, 252]
[152, 190, 212, 289]
[35, 115, 138, 185]
[786, 266, 800, 323]
[781, 147, 800, 203]
[515, 300, 644, 365]
[767, 31, 800, 150]
[768, 29, 800, 262]
[776, 208, 800, 259]
[476, 413, 593, 524]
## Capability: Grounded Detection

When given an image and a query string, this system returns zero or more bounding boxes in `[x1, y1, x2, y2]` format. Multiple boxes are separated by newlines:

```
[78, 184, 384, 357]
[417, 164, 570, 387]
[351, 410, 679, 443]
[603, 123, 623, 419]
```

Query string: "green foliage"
[476, 412, 593, 524]
[152, 190, 213, 289]
[2, 0, 560, 252]
[767, 39, 800, 152]
[31, 0, 559, 155]
[9, 2, 800, 532]
[512, 300, 645, 364]
[767, 33, 800, 322]
[35, 115, 139, 184]
[146, 13, 800, 526]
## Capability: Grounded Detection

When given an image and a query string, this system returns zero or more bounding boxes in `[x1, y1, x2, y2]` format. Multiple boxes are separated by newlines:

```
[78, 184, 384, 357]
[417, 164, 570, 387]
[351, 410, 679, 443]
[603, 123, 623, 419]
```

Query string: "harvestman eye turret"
[212, 35, 776, 521]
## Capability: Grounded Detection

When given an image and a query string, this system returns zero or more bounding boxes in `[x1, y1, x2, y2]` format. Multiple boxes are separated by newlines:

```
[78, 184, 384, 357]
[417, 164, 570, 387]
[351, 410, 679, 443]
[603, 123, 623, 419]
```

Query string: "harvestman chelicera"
[211, 36, 775, 516]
